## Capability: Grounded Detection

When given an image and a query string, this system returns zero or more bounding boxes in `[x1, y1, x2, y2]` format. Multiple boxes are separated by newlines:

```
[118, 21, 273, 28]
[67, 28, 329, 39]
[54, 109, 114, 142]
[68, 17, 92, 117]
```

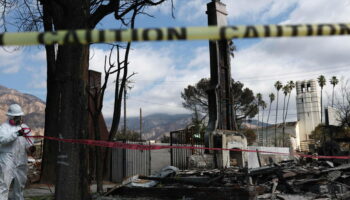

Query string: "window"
[307, 83, 311, 92]
[301, 84, 305, 92]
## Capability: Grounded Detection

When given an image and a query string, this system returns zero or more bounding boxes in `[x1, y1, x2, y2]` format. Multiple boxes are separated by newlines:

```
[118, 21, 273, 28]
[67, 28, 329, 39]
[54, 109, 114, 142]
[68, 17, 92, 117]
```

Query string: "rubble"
[27, 157, 41, 184]
[251, 160, 350, 199]
[105, 159, 350, 199]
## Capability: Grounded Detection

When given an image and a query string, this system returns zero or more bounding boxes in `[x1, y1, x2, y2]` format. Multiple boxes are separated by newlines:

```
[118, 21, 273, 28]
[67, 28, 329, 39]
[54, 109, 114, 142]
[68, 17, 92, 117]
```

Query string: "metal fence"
[111, 140, 151, 183]
[170, 127, 205, 170]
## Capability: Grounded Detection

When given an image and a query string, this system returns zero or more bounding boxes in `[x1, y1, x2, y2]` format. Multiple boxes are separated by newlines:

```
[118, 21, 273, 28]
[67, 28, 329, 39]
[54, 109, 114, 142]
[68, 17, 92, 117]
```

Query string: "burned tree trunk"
[54, 44, 90, 200]
[44, 0, 90, 199]
[40, 1, 58, 184]
[103, 44, 129, 180]
[88, 70, 110, 193]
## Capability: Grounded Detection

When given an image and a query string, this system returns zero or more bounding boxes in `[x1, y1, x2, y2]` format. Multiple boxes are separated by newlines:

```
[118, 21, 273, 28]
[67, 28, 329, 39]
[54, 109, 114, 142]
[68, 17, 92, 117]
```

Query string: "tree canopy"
[181, 78, 258, 128]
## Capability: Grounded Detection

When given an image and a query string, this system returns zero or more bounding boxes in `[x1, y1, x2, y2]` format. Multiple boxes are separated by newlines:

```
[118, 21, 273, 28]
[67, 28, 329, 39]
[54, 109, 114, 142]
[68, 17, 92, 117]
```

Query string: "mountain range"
[105, 113, 192, 140]
[0, 85, 193, 139]
[0, 85, 45, 136]
[0, 85, 270, 140]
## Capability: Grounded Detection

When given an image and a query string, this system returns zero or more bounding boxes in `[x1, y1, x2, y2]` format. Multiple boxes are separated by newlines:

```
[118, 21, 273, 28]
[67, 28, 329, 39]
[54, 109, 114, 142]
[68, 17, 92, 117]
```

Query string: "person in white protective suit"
[0, 104, 35, 200]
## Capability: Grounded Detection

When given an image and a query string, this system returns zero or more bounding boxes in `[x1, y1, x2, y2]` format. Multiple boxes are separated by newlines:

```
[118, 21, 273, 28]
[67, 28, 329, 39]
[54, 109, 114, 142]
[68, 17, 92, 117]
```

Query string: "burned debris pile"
[105, 159, 350, 200]
[252, 160, 350, 199]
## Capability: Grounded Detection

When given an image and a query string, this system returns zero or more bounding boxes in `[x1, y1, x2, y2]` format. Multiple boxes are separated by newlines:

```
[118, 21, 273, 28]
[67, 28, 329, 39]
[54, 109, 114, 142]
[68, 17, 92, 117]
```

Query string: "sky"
[1, 0, 350, 123]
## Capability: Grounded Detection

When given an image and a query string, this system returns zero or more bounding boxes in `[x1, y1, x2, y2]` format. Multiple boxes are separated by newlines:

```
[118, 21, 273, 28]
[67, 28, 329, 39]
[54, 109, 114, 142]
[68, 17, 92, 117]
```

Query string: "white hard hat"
[7, 104, 24, 116]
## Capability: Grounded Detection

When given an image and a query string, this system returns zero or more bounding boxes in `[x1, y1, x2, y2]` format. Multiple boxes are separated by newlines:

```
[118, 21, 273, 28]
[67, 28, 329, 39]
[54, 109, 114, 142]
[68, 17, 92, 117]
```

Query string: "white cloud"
[89, 48, 109, 72]
[22, 50, 48, 89]
[224, 0, 298, 22]
[173, 0, 298, 23]
[89, 44, 210, 118]
[27, 66, 47, 89]
[30, 50, 46, 61]
[173, 0, 350, 25]
[231, 36, 350, 122]
[148, 0, 177, 16]
[232, 0, 350, 91]
[0, 48, 23, 74]
[188, 46, 209, 68]
[129, 46, 174, 92]
[177, 0, 207, 22]
[283, 0, 350, 24]
[2, 64, 20, 73]
[126, 44, 209, 115]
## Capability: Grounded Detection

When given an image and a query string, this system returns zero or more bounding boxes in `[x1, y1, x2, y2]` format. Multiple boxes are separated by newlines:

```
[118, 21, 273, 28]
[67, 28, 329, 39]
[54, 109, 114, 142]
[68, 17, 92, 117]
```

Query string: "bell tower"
[296, 79, 321, 151]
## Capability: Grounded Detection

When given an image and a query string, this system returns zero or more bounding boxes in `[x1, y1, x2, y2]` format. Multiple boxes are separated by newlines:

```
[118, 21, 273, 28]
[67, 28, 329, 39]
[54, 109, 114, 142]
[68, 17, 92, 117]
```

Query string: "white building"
[296, 79, 321, 151]
[257, 122, 299, 148]
[256, 79, 322, 152]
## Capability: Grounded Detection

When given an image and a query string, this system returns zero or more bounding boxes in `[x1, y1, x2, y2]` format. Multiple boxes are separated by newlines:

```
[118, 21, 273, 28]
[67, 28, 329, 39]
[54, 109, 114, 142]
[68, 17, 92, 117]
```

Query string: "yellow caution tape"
[0, 23, 350, 46]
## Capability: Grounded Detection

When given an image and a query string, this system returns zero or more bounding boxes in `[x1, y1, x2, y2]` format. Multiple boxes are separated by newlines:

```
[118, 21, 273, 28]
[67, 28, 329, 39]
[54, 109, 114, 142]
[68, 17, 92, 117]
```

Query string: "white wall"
[257, 123, 298, 147]
[247, 146, 290, 168]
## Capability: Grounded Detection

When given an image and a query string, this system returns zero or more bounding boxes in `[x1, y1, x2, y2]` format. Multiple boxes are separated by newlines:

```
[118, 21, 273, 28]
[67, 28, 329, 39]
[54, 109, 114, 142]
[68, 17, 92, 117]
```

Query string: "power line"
[235, 63, 350, 81]
[128, 63, 350, 85]
[128, 97, 300, 119]
[128, 97, 185, 109]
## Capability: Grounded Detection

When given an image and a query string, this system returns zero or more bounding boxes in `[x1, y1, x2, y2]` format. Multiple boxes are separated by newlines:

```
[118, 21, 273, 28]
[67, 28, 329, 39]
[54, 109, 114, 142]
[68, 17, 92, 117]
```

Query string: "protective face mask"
[9, 119, 16, 126]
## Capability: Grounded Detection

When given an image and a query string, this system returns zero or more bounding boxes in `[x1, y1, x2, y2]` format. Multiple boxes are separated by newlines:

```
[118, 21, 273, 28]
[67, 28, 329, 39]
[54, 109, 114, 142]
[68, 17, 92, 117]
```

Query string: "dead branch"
[109, 4, 139, 139]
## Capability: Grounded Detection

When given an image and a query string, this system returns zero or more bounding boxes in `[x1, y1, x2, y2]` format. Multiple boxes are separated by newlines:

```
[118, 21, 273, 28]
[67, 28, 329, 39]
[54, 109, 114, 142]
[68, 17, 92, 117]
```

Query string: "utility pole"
[123, 79, 134, 138]
[140, 108, 142, 141]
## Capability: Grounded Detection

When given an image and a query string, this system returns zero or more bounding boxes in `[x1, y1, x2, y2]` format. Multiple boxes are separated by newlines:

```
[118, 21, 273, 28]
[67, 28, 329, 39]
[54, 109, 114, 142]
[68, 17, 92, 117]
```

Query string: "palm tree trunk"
[332, 85, 335, 107]
[257, 110, 259, 144]
[266, 103, 272, 146]
[261, 108, 265, 146]
[275, 92, 279, 147]
[282, 95, 286, 147]
[284, 93, 291, 122]
[283, 93, 292, 146]
[321, 88, 323, 123]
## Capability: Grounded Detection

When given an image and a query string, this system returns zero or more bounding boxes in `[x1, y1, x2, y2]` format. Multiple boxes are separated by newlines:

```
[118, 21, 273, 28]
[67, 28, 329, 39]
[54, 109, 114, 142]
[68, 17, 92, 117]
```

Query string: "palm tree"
[256, 93, 263, 119]
[330, 76, 339, 107]
[282, 85, 291, 146]
[284, 81, 295, 123]
[284, 81, 295, 146]
[265, 93, 275, 146]
[256, 93, 262, 145]
[260, 100, 267, 145]
[318, 75, 326, 123]
[274, 81, 283, 146]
